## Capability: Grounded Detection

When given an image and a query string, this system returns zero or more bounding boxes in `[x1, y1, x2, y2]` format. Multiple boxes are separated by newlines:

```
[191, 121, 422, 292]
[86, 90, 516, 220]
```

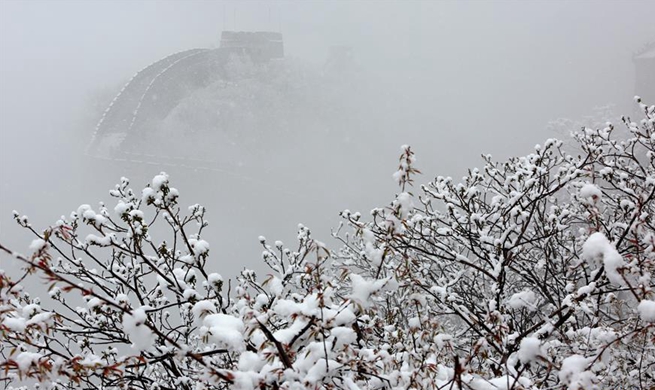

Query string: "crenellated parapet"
[633, 42, 655, 103]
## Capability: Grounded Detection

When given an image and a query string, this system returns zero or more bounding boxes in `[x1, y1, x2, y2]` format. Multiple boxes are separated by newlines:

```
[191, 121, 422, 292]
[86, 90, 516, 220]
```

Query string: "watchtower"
[634, 42, 655, 103]
[220, 31, 284, 62]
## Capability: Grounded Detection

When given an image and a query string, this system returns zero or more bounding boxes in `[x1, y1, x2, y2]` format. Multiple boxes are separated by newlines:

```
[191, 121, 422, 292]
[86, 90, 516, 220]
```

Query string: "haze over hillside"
[1, 0, 653, 276]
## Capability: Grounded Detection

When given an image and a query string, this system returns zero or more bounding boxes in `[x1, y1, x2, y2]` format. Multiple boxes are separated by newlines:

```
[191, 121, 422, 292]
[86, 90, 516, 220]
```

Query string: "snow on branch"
[1, 101, 654, 389]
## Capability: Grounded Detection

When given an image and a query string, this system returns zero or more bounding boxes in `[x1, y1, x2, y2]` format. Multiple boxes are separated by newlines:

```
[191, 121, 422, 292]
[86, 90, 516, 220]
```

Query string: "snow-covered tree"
[1, 99, 654, 390]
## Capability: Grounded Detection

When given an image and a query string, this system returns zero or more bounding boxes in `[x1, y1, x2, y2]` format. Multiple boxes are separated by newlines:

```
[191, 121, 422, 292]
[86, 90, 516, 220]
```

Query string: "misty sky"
[1, 0, 654, 274]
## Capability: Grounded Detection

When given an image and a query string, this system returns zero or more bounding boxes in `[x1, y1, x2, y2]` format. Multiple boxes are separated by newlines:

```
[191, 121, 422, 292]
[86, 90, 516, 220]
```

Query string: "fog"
[1, 0, 653, 277]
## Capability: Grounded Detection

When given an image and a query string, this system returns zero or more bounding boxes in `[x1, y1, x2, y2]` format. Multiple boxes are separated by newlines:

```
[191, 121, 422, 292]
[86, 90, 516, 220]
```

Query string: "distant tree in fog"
[1, 100, 654, 389]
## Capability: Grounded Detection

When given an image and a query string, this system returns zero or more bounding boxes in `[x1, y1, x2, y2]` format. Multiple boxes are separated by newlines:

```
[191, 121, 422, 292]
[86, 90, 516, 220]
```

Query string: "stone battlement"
[220, 31, 284, 61]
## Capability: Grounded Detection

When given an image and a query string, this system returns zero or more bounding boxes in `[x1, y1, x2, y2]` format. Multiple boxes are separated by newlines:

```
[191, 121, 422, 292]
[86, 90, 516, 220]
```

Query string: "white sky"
[1, 0, 653, 272]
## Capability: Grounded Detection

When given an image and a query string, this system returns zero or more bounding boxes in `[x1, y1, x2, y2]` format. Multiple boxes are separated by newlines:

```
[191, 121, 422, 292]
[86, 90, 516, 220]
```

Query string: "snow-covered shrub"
[1, 100, 653, 389]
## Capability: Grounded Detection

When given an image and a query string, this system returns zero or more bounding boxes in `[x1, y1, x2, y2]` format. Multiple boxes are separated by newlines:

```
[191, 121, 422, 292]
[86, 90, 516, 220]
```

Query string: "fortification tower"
[634, 42, 655, 103]
[219, 31, 284, 62]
